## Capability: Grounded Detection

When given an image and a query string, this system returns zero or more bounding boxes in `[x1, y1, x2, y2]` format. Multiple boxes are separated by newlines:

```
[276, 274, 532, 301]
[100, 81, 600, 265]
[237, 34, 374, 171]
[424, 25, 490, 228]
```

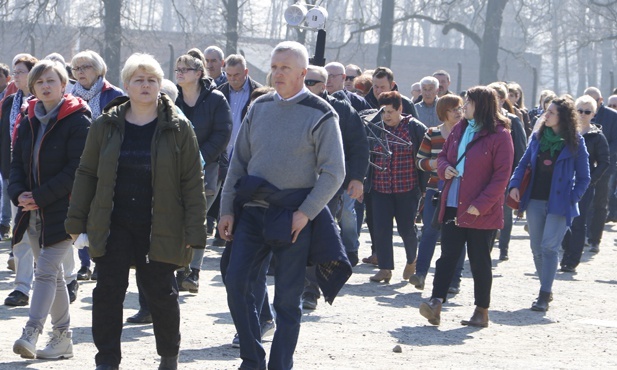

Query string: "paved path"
[0, 218, 616, 369]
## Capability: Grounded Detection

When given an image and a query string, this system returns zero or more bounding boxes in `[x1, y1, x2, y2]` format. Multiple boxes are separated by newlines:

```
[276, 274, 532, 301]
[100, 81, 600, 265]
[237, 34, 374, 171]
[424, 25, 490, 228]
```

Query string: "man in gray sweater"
[218, 41, 345, 370]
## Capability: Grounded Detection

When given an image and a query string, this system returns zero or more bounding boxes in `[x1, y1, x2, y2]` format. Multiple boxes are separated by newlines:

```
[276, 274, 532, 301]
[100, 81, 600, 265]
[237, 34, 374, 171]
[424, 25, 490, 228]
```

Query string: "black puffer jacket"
[176, 77, 232, 165]
[9, 95, 91, 247]
[0, 94, 18, 179]
[583, 124, 610, 187]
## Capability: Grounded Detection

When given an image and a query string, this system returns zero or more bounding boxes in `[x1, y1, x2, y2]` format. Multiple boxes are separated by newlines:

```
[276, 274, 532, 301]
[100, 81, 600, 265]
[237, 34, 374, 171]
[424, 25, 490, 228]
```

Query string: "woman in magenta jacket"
[419, 86, 514, 328]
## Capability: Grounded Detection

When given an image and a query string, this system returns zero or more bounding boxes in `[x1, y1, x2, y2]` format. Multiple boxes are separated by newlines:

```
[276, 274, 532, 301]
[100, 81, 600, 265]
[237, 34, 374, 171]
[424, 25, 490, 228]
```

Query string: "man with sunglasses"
[344, 64, 362, 92]
[584, 87, 617, 237]
[324, 62, 371, 113]
[608, 95, 617, 111]
[301, 65, 369, 310]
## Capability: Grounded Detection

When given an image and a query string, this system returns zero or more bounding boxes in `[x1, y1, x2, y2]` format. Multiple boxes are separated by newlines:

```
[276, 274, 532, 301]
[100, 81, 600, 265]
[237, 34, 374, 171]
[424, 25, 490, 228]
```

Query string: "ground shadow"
[596, 279, 617, 285]
[389, 324, 482, 347]
[180, 344, 240, 363]
[489, 308, 557, 326]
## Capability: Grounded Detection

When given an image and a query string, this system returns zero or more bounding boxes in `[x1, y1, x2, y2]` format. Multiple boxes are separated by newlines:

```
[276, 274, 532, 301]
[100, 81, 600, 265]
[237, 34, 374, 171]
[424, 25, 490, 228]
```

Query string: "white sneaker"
[36, 328, 74, 359]
[13, 326, 40, 359]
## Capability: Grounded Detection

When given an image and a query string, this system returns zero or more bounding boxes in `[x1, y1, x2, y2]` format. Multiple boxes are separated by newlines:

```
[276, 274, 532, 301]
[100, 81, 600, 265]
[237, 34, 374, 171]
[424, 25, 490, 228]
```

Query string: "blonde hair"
[121, 53, 164, 85]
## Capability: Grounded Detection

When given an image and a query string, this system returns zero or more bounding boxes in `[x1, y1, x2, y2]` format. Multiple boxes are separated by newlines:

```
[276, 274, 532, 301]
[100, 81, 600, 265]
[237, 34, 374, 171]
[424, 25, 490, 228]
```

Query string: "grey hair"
[71, 50, 107, 77]
[307, 65, 327, 82]
[420, 76, 439, 89]
[271, 41, 308, 69]
[160, 78, 179, 101]
[225, 54, 247, 69]
[204, 46, 224, 61]
[325, 62, 345, 73]
[44, 52, 66, 65]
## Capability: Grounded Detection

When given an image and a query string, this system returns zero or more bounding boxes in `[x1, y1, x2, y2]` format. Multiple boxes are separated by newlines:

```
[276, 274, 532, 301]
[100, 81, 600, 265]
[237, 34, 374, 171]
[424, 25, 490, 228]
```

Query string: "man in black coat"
[365, 67, 419, 119]
[324, 62, 371, 113]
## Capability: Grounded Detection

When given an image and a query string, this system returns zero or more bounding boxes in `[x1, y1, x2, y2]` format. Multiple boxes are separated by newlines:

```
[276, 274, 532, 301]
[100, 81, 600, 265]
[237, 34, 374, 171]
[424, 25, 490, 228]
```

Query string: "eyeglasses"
[11, 70, 28, 76]
[327, 74, 343, 80]
[305, 79, 324, 87]
[71, 65, 94, 73]
[345, 76, 355, 81]
[175, 68, 196, 74]
[577, 109, 593, 115]
[449, 106, 463, 113]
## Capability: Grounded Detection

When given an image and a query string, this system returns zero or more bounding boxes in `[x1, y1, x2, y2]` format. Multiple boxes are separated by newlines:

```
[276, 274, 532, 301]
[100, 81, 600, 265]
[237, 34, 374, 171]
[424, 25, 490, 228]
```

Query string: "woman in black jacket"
[560, 95, 610, 271]
[174, 50, 232, 292]
[11, 60, 91, 360]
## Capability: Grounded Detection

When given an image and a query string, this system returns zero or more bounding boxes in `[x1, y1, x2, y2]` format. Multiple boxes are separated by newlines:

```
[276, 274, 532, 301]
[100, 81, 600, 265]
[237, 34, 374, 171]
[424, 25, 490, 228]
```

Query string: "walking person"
[11, 60, 91, 359]
[65, 53, 207, 370]
[69, 50, 124, 281]
[419, 86, 514, 327]
[509, 97, 590, 312]
[561, 95, 609, 272]
[219, 41, 350, 370]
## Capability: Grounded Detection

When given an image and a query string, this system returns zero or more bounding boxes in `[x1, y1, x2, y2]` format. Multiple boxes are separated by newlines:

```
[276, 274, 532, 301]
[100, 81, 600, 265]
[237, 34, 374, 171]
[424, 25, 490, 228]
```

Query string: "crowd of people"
[1, 40, 616, 370]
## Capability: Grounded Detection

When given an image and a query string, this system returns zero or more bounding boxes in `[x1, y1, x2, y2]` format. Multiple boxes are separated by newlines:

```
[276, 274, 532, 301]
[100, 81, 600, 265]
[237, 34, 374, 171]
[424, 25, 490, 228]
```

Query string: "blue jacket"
[99, 80, 125, 112]
[509, 133, 590, 226]
[230, 175, 352, 304]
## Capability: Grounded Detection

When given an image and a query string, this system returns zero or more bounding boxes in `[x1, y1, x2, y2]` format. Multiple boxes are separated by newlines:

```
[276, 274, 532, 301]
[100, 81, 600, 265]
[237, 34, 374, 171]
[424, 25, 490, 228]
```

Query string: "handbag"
[506, 166, 532, 211]
[430, 139, 480, 230]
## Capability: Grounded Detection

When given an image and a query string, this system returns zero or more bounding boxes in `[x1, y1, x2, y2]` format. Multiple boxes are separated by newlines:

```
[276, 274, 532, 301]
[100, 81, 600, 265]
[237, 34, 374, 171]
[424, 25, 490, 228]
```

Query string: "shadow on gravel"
[70, 323, 156, 344]
[596, 279, 617, 285]
[206, 311, 235, 325]
[0, 359, 40, 369]
[180, 344, 239, 363]
[488, 308, 556, 326]
[389, 325, 482, 346]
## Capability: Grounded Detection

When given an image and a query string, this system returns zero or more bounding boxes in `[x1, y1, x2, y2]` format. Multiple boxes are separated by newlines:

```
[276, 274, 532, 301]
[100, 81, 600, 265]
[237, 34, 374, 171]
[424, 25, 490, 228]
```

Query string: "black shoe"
[448, 286, 460, 295]
[531, 291, 551, 312]
[560, 265, 576, 273]
[4, 290, 29, 306]
[159, 354, 178, 370]
[77, 266, 92, 280]
[67, 280, 79, 303]
[91, 266, 98, 281]
[126, 310, 153, 324]
[346, 251, 359, 267]
[302, 292, 318, 310]
[95, 365, 119, 370]
[176, 270, 188, 292]
[499, 249, 509, 261]
[589, 243, 600, 253]
[182, 268, 200, 293]
[212, 237, 227, 246]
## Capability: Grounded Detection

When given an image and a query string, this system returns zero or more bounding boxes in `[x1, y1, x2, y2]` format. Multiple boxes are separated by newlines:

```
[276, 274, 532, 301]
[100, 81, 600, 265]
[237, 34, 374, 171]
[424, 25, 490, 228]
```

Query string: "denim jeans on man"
[225, 206, 311, 370]
[0, 176, 11, 228]
[525, 199, 568, 293]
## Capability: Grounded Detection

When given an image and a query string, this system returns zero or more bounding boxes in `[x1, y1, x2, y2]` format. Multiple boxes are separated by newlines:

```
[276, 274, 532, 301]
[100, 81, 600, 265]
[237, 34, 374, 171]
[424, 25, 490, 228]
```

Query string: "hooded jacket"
[65, 93, 207, 266]
[10, 94, 91, 247]
[581, 124, 609, 187]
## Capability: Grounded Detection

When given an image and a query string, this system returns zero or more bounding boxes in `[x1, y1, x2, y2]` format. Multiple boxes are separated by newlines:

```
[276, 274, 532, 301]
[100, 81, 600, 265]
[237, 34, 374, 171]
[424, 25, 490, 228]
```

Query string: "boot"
[369, 269, 392, 283]
[402, 259, 417, 280]
[419, 298, 442, 325]
[13, 326, 40, 359]
[176, 269, 188, 292]
[159, 354, 178, 370]
[182, 268, 200, 293]
[126, 309, 153, 324]
[461, 306, 489, 327]
[408, 274, 425, 290]
[531, 290, 551, 312]
[36, 328, 73, 359]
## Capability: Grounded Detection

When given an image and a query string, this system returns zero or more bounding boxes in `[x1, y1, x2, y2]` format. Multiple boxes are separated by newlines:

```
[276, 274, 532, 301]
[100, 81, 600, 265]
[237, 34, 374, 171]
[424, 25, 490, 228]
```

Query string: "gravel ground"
[0, 217, 616, 369]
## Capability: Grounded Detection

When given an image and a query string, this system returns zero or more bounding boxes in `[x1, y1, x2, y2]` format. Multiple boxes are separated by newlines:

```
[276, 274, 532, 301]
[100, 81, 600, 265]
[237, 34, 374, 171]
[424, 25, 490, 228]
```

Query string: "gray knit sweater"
[221, 88, 345, 220]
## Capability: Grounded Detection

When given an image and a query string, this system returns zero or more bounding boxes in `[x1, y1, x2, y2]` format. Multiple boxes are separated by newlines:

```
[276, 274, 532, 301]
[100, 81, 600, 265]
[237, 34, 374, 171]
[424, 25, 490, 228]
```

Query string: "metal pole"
[532, 67, 538, 110]
[457, 62, 462, 94]
[168, 44, 175, 81]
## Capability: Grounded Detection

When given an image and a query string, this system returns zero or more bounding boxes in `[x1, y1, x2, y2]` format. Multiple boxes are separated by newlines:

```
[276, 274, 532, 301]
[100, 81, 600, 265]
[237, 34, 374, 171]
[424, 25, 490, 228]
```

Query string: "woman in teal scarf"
[508, 97, 590, 312]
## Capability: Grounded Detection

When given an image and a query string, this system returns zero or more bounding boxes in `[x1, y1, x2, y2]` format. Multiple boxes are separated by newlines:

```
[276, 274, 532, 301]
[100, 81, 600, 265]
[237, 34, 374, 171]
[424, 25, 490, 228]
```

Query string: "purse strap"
[454, 138, 480, 167]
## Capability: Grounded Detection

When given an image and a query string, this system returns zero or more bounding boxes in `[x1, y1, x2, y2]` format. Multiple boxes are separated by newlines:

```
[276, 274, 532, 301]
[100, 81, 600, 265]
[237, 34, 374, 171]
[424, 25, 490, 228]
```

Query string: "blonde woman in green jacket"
[65, 53, 207, 370]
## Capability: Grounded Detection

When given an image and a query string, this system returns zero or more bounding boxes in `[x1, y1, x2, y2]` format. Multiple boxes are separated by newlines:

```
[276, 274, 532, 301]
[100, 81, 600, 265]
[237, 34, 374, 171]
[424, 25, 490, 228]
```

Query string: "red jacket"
[437, 119, 514, 229]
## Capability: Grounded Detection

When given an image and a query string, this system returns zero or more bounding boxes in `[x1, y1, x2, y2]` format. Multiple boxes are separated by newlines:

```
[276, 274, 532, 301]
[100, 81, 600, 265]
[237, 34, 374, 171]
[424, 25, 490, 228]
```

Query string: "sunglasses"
[304, 79, 324, 87]
[345, 76, 355, 81]
[608, 104, 617, 109]
[577, 109, 593, 115]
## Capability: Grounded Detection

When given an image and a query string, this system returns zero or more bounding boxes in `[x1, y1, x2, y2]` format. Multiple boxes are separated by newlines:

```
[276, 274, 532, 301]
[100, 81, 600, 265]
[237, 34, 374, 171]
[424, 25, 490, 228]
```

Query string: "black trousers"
[432, 207, 495, 308]
[92, 221, 180, 367]
[589, 173, 610, 244]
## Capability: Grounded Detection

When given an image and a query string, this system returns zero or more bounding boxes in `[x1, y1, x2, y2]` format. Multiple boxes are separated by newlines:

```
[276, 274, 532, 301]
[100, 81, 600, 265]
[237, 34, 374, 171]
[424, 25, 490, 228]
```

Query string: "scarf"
[9, 89, 24, 137]
[540, 127, 565, 157]
[71, 76, 104, 118]
[456, 119, 481, 176]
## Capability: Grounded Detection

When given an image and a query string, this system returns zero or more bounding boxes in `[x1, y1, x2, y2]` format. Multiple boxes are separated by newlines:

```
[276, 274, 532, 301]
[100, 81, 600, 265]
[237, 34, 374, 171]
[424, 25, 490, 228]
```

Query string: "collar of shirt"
[230, 78, 250, 94]
[277, 86, 308, 102]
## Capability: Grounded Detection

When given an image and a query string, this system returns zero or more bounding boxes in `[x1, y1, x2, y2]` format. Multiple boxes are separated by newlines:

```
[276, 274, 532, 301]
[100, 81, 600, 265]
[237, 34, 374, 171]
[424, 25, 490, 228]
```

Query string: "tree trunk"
[478, 0, 508, 84]
[103, 0, 122, 86]
[551, 1, 559, 92]
[225, 0, 238, 55]
[376, 0, 394, 68]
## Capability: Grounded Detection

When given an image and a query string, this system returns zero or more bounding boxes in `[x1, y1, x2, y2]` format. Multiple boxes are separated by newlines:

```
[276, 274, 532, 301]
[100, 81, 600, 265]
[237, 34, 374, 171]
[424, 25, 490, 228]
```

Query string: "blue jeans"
[339, 192, 359, 253]
[526, 199, 568, 293]
[562, 188, 593, 268]
[78, 247, 91, 268]
[225, 206, 311, 370]
[416, 189, 441, 276]
[0, 177, 11, 227]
